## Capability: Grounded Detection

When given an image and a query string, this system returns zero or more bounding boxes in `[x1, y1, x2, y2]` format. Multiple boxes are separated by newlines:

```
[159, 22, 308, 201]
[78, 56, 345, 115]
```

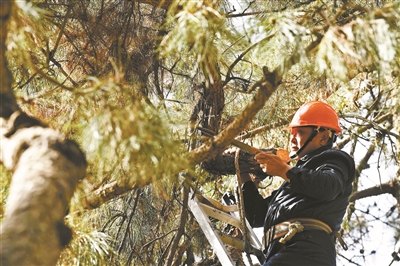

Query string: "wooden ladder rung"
[199, 202, 242, 228]
[189, 190, 264, 265]
[197, 194, 239, 213]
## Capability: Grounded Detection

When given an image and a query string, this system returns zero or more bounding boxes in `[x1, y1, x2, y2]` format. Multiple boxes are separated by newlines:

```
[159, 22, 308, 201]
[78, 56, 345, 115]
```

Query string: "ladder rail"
[188, 190, 236, 266]
[188, 190, 265, 265]
[198, 193, 263, 250]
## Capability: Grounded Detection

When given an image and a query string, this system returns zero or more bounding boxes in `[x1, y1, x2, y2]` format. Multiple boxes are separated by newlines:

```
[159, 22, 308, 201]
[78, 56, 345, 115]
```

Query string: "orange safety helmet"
[287, 101, 342, 134]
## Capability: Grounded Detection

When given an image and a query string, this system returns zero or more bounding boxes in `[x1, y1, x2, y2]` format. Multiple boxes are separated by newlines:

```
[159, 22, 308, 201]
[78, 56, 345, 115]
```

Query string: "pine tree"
[1, 1, 399, 265]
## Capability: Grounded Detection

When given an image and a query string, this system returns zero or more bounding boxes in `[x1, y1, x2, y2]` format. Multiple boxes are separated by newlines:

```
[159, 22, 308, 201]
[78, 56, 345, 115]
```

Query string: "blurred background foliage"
[1, 0, 399, 265]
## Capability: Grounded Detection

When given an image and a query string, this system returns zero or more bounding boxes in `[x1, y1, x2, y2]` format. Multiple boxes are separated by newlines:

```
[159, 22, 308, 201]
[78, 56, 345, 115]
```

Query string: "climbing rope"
[278, 221, 304, 244]
[234, 148, 254, 266]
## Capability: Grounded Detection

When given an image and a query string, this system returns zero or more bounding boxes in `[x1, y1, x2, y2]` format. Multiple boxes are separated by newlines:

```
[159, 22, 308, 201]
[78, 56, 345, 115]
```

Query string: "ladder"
[188, 190, 265, 265]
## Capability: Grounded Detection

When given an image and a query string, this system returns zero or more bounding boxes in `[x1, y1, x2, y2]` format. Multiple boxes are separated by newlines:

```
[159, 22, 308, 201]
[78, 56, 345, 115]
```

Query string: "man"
[241, 101, 355, 265]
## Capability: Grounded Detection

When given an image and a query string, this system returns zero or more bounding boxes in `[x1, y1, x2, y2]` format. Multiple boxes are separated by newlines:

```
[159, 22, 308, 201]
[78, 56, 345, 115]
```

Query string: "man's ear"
[319, 131, 330, 145]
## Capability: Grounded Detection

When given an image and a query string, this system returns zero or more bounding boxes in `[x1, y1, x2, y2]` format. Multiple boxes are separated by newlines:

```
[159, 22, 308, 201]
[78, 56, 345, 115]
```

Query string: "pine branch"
[349, 180, 400, 203]
[236, 120, 288, 141]
[164, 182, 190, 266]
[82, 180, 143, 210]
[336, 112, 393, 150]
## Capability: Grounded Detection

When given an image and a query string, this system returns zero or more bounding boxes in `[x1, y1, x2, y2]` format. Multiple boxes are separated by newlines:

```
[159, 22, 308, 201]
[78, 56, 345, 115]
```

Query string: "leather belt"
[262, 218, 332, 251]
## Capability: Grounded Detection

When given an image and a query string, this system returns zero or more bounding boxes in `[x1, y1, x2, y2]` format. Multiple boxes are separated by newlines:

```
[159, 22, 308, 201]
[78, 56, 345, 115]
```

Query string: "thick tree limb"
[82, 180, 142, 210]
[0, 114, 87, 265]
[201, 148, 279, 180]
[236, 120, 289, 141]
[0, 2, 12, 93]
[349, 180, 400, 203]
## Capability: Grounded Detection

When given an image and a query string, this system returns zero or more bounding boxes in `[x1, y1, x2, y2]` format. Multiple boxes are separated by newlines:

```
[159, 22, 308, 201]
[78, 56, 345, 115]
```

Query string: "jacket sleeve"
[286, 155, 353, 201]
[242, 181, 273, 227]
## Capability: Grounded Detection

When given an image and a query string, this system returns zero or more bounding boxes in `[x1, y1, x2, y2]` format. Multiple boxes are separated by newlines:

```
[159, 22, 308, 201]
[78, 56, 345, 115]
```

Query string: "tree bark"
[0, 1, 18, 118]
[200, 148, 274, 178]
[349, 180, 400, 204]
[0, 119, 87, 265]
[0, 1, 87, 265]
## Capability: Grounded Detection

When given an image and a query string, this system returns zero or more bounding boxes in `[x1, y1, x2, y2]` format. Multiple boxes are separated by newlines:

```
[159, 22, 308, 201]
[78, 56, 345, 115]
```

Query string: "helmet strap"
[290, 127, 319, 159]
[332, 133, 337, 143]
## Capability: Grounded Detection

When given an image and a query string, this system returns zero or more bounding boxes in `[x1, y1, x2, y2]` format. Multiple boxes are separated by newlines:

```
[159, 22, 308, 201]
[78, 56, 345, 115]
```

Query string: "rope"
[278, 221, 304, 244]
[234, 149, 253, 266]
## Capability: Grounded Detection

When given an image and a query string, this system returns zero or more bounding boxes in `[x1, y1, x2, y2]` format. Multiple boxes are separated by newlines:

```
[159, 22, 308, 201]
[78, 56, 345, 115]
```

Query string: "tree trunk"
[0, 1, 87, 265]
[0, 119, 87, 265]
[349, 180, 400, 206]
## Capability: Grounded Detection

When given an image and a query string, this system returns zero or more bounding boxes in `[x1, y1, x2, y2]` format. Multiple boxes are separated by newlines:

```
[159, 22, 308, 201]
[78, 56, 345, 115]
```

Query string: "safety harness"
[262, 218, 348, 251]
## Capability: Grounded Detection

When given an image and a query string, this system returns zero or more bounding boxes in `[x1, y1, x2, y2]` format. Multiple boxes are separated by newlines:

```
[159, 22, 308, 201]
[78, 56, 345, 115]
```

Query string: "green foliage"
[77, 75, 189, 187]
[58, 230, 115, 266]
[160, 1, 246, 84]
[0, 165, 12, 222]
[161, 2, 223, 73]
[316, 13, 399, 82]
[66, 182, 201, 265]
[3, 0, 400, 265]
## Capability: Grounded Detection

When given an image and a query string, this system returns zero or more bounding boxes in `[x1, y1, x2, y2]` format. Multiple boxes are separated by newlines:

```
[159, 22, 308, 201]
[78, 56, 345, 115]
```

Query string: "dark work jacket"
[242, 145, 355, 234]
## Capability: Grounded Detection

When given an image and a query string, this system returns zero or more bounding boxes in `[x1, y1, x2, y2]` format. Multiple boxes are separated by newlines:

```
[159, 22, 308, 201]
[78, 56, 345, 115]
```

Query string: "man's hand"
[254, 152, 293, 182]
[223, 147, 238, 155]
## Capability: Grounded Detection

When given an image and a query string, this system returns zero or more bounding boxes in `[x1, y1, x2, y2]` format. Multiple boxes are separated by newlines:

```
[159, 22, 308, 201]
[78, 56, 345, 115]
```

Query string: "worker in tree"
[242, 101, 355, 266]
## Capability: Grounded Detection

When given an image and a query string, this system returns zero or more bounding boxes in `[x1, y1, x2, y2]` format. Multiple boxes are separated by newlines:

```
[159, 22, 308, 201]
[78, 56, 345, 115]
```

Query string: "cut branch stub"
[201, 148, 276, 179]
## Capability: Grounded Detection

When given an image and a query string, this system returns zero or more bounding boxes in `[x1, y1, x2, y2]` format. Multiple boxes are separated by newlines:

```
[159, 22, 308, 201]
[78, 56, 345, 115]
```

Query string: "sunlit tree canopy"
[1, 0, 399, 265]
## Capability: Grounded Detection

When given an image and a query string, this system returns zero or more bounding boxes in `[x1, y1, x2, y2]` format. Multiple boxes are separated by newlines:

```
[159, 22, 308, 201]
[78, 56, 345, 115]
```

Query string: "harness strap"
[262, 218, 333, 251]
[290, 128, 319, 159]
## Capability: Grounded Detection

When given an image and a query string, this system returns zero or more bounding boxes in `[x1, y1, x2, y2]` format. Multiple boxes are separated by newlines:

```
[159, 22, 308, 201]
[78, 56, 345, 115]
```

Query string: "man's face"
[290, 127, 322, 158]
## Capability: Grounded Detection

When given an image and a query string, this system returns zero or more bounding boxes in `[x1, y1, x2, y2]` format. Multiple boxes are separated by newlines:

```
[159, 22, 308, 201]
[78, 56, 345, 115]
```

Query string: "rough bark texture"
[82, 180, 141, 210]
[200, 148, 275, 179]
[0, 1, 11, 93]
[349, 180, 400, 203]
[0, 113, 87, 266]
[0, 1, 88, 265]
[0, 2, 18, 118]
